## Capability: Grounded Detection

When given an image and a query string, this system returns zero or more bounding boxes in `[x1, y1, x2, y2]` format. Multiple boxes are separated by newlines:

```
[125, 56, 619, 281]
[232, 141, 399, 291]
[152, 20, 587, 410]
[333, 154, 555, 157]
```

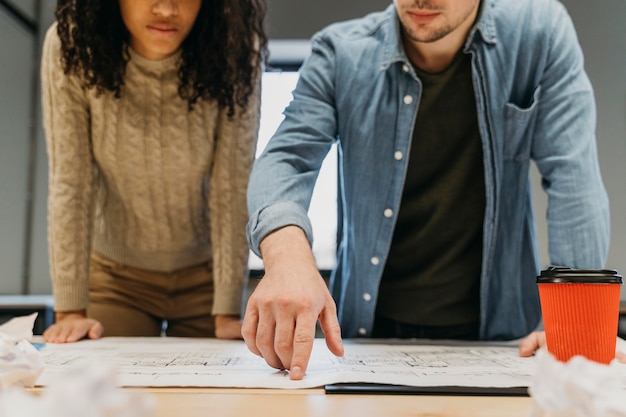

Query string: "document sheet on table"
[34, 338, 626, 390]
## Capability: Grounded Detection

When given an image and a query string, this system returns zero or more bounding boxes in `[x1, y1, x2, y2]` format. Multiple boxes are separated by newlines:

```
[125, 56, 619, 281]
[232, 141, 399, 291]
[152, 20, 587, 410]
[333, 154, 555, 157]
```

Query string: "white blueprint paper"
[31, 337, 556, 389]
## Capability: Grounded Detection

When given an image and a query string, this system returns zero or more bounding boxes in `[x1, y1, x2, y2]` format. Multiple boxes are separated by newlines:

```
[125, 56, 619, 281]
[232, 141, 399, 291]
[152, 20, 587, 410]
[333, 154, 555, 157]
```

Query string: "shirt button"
[370, 257, 380, 265]
[402, 64, 409, 73]
[363, 293, 372, 302]
[403, 95, 413, 104]
[394, 151, 403, 160]
[384, 208, 393, 218]
[358, 328, 367, 336]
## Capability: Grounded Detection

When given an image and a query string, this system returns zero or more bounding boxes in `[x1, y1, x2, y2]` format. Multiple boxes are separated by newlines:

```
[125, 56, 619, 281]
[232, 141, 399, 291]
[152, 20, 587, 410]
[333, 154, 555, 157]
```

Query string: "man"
[243, 0, 610, 380]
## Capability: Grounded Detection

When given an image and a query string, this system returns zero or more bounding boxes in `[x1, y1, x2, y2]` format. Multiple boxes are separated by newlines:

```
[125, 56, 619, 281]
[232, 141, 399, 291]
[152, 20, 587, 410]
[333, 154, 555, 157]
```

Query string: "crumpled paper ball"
[0, 361, 156, 417]
[0, 339, 43, 389]
[529, 348, 626, 417]
[0, 313, 43, 389]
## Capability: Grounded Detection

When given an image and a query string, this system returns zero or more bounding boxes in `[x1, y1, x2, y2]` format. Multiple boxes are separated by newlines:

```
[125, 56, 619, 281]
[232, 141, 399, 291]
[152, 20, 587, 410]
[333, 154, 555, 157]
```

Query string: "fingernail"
[291, 366, 302, 379]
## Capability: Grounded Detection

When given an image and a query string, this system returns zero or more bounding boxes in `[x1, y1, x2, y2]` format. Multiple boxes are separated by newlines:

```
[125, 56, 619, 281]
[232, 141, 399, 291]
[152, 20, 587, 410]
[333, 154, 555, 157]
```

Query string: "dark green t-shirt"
[376, 52, 485, 327]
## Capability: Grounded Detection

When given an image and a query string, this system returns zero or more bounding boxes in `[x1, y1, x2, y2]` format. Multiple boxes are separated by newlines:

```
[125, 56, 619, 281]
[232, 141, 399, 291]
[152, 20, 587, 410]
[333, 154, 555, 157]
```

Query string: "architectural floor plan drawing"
[35, 337, 543, 389]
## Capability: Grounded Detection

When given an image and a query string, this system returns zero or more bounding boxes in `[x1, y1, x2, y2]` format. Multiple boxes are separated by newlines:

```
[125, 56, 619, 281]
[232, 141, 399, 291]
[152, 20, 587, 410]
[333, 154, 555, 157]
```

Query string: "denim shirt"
[247, 0, 610, 340]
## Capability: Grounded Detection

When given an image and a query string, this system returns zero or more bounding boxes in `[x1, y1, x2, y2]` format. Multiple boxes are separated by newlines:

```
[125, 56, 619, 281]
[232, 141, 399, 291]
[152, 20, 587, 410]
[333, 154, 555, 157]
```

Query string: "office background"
[1, 0, 625, 298]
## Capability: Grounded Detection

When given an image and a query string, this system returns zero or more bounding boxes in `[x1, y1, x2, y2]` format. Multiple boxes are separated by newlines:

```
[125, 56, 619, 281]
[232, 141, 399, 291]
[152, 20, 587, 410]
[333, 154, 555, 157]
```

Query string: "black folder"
[324, 383, 529, 396]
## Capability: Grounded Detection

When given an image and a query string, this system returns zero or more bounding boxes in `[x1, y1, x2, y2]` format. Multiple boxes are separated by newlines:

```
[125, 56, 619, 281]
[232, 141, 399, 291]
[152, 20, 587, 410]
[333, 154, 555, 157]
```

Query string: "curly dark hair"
[55, 0, 268, 115]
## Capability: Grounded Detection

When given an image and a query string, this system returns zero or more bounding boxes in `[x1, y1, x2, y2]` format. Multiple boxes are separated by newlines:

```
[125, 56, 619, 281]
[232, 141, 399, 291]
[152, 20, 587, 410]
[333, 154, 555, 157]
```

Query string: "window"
[249, 42, 338, 273]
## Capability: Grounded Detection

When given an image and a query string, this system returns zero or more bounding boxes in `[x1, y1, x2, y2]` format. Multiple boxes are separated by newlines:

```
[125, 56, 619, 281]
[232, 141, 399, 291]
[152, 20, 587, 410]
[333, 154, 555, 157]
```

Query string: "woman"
[41, 0, 267, 343]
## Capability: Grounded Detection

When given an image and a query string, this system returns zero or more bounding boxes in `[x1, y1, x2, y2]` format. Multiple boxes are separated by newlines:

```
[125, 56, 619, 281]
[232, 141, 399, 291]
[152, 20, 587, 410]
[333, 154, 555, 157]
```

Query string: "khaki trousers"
[87, 252, 215, 337]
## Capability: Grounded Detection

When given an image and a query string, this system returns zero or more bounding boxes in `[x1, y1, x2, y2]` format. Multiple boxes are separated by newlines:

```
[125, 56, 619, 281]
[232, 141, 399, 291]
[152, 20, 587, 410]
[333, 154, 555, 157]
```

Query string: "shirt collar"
[465, 0, 497, 50]
[380, 4, 410, 71]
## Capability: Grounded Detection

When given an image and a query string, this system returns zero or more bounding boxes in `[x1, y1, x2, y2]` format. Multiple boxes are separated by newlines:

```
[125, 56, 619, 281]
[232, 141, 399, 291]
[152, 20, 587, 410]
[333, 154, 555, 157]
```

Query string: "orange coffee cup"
[537, 266, 623, 364]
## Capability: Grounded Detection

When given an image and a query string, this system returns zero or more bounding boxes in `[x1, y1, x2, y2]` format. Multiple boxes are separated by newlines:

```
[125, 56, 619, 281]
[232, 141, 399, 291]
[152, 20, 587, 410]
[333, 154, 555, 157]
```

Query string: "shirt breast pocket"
[502, 85, 542, 162]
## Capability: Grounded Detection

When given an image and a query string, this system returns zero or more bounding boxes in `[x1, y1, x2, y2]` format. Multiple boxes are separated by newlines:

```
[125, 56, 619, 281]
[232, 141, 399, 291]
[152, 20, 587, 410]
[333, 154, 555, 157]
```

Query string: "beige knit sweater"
[41, 23, 259, 315]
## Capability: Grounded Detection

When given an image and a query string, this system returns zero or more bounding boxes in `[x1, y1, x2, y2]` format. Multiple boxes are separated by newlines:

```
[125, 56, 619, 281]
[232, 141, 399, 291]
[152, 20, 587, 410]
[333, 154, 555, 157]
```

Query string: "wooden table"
[131, 387, 535, 417]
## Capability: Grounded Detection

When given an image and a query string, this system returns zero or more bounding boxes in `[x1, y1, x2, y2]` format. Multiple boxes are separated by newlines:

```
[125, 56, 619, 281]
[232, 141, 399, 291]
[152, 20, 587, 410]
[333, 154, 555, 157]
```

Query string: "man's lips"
[407, 11, 440, 24]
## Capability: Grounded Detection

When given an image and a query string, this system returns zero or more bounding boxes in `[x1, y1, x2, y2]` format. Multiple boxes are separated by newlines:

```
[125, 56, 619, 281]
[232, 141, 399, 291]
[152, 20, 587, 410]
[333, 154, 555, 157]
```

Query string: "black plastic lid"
[537, 266, 623, 284]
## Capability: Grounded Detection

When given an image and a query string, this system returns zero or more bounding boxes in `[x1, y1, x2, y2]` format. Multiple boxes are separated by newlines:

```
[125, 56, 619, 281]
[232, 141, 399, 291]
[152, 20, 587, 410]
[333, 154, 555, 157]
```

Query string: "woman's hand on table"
[43, 310, 103, 343]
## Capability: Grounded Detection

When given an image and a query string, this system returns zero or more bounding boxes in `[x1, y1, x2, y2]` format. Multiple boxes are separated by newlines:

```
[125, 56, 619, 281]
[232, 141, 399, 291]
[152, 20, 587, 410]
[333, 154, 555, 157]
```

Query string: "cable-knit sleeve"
[41, 23, 96, 311]
[209, 71, 261, 316]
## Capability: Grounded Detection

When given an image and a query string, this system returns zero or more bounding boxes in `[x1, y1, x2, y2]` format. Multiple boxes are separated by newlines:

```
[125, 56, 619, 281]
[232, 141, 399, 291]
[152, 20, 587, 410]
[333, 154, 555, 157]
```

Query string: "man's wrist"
[260, 226, 314, 270]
